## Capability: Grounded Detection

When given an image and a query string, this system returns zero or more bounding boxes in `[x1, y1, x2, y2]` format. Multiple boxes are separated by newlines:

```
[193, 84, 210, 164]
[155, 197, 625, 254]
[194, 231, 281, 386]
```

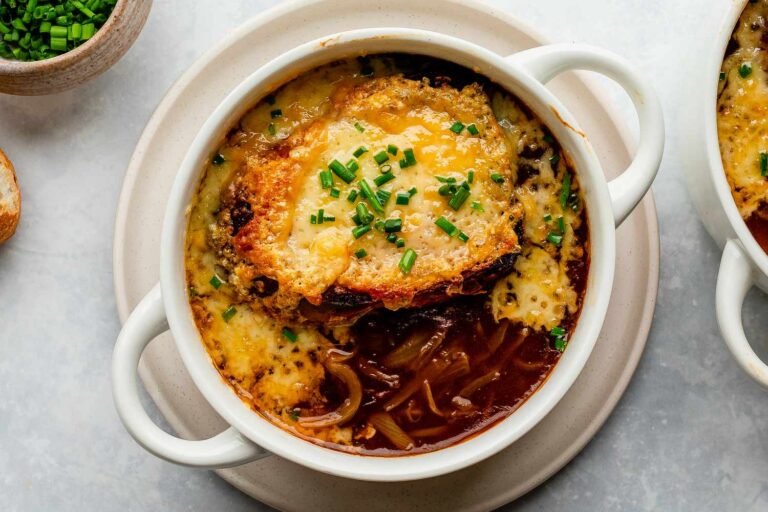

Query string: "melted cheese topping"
[718, 0, 768, 219]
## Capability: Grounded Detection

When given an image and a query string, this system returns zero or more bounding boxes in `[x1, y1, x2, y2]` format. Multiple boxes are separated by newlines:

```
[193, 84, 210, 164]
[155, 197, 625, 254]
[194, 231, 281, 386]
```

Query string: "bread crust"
[0, 148, 21, 244]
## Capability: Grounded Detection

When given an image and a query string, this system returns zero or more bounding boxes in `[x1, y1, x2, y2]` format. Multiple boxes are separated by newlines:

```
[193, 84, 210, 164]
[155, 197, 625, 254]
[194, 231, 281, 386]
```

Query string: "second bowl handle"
[112, 283, 270, 467]
[716, 239, 768, 388]
[505, 44, 664, 227]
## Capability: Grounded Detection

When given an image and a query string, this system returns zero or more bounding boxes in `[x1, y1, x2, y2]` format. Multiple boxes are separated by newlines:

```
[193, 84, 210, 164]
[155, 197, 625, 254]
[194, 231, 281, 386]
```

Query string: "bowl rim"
[158, 27, 617, 481]
[704, 0, 768, 279]
[0, 0, 127, 72]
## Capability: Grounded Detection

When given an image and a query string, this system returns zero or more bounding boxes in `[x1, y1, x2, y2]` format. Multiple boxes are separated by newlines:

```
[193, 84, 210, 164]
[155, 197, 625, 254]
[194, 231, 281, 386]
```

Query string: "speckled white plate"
[112, 0, 659, 509]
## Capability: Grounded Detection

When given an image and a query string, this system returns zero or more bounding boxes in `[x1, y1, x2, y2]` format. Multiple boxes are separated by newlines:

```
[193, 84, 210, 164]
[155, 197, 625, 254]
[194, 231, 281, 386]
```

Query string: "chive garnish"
[543, 134, 555, 144]
[457, 231, 470, 243]
[310, 214, 317, 225]
[209, 275, 224, 289]
[395, 238, 406, 248]
[438, 184, 455, 196]
[374, 172, 395, 187]
[330, 187, 341, 198]
[270, 109, 283, 118]
[436, 176, 457, 183]
[355, 122, 365, 133]
[268, 123, 277, 136]
[374, 220, 385, 232]
[329, 159, 356, 183]
[387, 144, 399, 155]
[399, 148, 417, 168]
[467, 124, 479, 135]
[408, 187, 418, 197]
[490, 173, 504, 184]
[399, 249, 417, 274]
[547, 232, 563, 246]
[719, 71, 726, 81]
[761, 152, 768, 177]
[360, 179, 384, 213]
[384, 218, 403, 233]
[467, 170, 475, 184]
[560, 173, 572, 208]
[387, 233, 398, 243]
[450, 121, 465, 134]
[471, 201, 484, 212]
[346, 159, 360, 172]
[435, 216, 459, 237]
[212, 154, 225, 166]
[355, 248, 368, 259]
[551, 326, 567, 351]
[347, 189, 359, 202]
[550, 153, 561, 167]
[317, 208, 325, 225]
[356, 203, 373, 225]
[352, 224, 372, 239]
[376, 189, 392, 206]
[739, 63, 753, 78]
[544, 213, 552, 222]
[396, 192, 410, 205]
[374, 151, 389, 165]
[448, 187, 470, 210]
[557, 216, 566, 234]
[353, 146, 368, 158]
[319, 170, 333, 189]
[282, 327, 298, 342]
[222, 306, 237, 322]
[379, 163, 393, 174]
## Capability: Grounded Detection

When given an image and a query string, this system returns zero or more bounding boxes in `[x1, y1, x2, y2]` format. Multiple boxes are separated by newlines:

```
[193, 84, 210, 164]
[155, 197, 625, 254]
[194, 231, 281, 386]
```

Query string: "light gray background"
[1, 0, 766, 510]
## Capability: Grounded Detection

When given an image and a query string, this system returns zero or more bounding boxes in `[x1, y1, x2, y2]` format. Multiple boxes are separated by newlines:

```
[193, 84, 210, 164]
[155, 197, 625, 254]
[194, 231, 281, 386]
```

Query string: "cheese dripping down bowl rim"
[115, 28, 652, 481]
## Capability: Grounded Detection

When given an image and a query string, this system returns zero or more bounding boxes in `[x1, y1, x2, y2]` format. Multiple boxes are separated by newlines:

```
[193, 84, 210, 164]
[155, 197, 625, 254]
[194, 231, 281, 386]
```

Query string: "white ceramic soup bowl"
[684, 0, 768, 389]
[112, 28, 663, 482]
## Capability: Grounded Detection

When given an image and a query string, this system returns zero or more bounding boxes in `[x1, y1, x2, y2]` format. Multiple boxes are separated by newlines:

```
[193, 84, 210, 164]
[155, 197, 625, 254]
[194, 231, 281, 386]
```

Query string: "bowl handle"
[505, 44, 664, 227]
[112, 283, 269, 467]
[716, 240, 768, 388]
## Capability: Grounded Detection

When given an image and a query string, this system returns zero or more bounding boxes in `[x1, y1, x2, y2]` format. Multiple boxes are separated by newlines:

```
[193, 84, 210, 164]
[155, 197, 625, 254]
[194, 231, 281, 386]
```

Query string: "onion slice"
[297, 361, 362, 428]
[369, 412, 415, 450]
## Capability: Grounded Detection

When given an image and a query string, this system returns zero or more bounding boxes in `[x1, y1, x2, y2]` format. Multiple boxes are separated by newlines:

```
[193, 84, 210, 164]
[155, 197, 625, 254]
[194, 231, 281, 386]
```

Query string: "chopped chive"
[460, 180, 470, 191]
[376, 189, 392, 206]
[50, 36, 66, 51]
[212, 154, 225, 165]
[400, 148, 417, 168]
[384, 218, 403, 233]
[209, 275, 224, 289]
[353, 146, 368, 158]
[543, 134, 555, 144]
[436, 176, 457, 183]
[396, 192, 410, 205]
[547, 232, 563, 246]
[435, 216, 459, 237]
[317, 209, 325, 225]
[550, 153, 561, 167]
[355, 248, 368, 259]
[457, 231, 470, 243]
[387, 233, 398, 243]
[490, 173, 504, 184]
[323, 215, 336, 222]
[330, 187, 341, 198]
[467, 124, 479, 135]
[761, 152, 768, 177]
[373, 151, 389, 165]
[351, 214, 362, 226]
[557, 216, 566, 234]
[270, 108, 283, 118]
[319, 170, 333, 189]
[352, 224, 372, 239]
[347, 189, 359, 202]
[356, 203, 373, 225]
[268, 123, 277, 136]
[346, 159, 360, 172]
[399, 249, 417, 274]
[360, 179, 385, 213]
[438, 184, 455, 196]
[739, 63, 753, 78]
[719, 71, 726, 81]
[471, 201, 484, 212]
[560, 173, 572, 208]
[408, 187, 418, 197]
[551, 326, 566, 336]
[467, 170, 475, 184]
[282, 327, 298, 342]
[374, 172, 395, 187]
[395, 238, 406, 248]
[544, 213, 552, 222]
[379, 163, 393, 174]
[555, 337, 568, 352]
[450, 121, 465, 134]
[329, 159, 356, 183]
[374, 220, 385, 232]
[448, 187, 470, 210]
[310, 214, 318, 224]
[387, 144, 399, 155]
[222, 305, 237, 322]
[354, 122, 365, 133]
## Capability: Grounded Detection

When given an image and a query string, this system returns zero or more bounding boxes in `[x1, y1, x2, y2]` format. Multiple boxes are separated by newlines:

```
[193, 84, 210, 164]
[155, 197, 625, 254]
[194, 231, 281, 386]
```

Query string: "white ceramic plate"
[113, 0, 659, 509]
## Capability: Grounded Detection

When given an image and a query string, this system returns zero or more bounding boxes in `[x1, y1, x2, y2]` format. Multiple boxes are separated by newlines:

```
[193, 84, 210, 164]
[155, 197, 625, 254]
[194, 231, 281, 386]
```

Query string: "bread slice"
[0, 149, 21, 244]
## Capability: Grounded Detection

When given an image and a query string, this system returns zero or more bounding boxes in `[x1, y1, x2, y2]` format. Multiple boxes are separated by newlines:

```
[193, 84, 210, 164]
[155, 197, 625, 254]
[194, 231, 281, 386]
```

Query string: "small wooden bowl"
[0, 0, 152, 96]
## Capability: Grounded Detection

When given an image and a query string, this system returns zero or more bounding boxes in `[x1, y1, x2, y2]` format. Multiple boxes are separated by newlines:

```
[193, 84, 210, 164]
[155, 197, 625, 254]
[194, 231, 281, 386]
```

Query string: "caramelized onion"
[404, 399, 424, 423]
[513, 359, 550, 372]
[297, 361, 362, 428]
[422, 380, 444, 417]
[459, 370, 501, 398]
[434, 352, 471, 385]
[487, 320, 509, 354]
[408, 425, 450, 438]
[381, 329, 431, 368]
[369, 412, 414, 450]
[358, 359, 399, 388]
[384, 357, 452, 411]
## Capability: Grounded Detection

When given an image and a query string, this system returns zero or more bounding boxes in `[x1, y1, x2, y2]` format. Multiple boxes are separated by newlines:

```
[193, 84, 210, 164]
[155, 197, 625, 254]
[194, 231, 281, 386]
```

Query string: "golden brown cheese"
[718, 0, 768, 220]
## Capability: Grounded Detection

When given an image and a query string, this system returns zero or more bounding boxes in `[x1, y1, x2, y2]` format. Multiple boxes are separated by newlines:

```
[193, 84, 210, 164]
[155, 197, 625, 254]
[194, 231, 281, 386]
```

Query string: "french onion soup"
[184, 54, 590, 455]
[718, 0, 768, 252]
